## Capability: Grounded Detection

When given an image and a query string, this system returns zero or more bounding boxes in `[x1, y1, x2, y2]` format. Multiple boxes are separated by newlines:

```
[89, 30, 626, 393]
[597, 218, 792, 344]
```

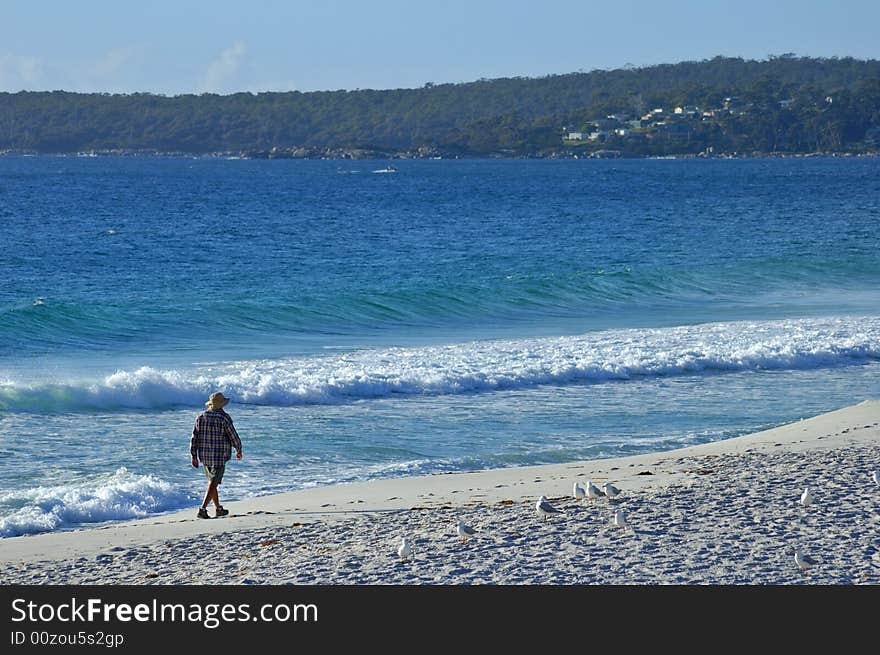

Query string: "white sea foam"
[1, 316, 879, 411]
[0, 467, 191, 537]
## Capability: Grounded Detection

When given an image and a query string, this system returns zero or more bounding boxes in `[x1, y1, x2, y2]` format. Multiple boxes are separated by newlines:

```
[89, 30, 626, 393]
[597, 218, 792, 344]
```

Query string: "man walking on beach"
[190, 392, 243, 519]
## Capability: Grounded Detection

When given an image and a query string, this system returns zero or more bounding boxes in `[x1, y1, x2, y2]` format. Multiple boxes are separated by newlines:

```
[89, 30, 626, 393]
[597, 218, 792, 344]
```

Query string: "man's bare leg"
[202, 481, 219, 509]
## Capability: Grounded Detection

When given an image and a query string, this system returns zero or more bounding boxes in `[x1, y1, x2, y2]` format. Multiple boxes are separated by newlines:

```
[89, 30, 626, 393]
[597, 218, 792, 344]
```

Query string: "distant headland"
[2, 55, 879, 159]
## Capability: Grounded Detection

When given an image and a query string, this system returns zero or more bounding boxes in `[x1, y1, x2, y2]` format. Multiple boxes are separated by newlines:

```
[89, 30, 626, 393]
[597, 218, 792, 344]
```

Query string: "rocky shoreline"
[2, 147, 878, 161]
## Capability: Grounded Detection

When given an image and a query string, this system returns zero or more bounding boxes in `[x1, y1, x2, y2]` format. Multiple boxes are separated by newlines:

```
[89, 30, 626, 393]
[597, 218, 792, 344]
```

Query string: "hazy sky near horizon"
[2, 1, 878, 95]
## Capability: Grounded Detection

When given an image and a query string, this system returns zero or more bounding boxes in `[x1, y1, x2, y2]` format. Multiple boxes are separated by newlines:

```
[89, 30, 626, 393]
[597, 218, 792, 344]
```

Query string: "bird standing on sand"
[602, 482, 621, 501]
[586, 481, 603, 500]
[872, 470, 879, 487]
[397, 536, 412, 561]
[573, 482, 586, 501]
[613, 508, 628, 531]
[799, 486, 813, 507]
[794, 547, 818, 575]
[536, 495, 564, 521]
[457, 520, 477, 545]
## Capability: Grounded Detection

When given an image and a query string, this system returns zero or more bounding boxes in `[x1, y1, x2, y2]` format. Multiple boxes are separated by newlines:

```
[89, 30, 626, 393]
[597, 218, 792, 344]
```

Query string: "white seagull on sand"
[573, 482, 586, 501]
[397, 536, 412, 561]
[457, 520, 477, 544]
[872, 470, 879, 487]
[799, 486, 813, 507]
[586, 481, 603, 500]
[602, 482, 621, 501]
[536, 495, 564, 521]
[794, 546, 818, 574]
[613, 508, 628, 531]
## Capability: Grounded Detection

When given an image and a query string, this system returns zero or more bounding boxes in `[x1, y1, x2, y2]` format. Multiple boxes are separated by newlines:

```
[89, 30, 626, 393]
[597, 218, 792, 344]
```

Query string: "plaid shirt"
[190, 409, 242, 467]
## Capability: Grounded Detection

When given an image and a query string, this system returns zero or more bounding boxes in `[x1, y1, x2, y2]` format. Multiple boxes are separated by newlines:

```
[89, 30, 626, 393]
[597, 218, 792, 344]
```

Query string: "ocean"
[2, 155, 879, 537]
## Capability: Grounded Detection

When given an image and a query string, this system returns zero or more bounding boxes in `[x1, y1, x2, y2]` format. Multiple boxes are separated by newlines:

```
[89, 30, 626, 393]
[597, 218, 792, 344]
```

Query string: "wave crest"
[1, 316, 878, 412]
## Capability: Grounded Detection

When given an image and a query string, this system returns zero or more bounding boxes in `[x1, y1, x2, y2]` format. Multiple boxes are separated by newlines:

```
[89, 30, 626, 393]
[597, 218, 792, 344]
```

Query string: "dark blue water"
[1, 155, 879, 536]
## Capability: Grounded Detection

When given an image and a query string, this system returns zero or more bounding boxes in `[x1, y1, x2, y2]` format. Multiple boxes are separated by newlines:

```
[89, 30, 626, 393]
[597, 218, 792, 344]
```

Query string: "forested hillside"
[1, 55, 879, 157]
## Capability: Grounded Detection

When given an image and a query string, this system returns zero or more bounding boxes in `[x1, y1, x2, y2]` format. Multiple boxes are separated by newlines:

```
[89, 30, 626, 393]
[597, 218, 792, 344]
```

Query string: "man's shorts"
[204, 464, 225, 484]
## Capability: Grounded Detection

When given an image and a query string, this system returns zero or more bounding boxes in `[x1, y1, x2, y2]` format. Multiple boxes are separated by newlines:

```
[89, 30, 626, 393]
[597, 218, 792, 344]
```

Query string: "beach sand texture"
[2, 400, 878, 584]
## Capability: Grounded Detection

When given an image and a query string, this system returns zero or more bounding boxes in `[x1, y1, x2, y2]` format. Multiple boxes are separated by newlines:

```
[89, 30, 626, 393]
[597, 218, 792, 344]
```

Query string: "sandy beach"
[1, 399, 878, 585]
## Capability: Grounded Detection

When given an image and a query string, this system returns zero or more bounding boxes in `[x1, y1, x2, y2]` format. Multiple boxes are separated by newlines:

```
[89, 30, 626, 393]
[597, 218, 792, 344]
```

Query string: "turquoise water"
[2, 156, 879, 536]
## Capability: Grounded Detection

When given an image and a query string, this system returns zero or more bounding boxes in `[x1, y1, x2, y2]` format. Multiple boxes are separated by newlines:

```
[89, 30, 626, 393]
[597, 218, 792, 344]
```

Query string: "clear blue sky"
[2, 0, 879, 95]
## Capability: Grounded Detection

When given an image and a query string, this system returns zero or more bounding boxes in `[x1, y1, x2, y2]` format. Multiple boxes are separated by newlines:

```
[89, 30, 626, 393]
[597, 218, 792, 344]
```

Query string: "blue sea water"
[1, 155, 880, 536]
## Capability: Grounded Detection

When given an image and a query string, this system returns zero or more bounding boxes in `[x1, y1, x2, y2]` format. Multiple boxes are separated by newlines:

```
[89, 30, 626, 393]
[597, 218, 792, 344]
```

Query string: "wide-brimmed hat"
[205, 392, 230, 409]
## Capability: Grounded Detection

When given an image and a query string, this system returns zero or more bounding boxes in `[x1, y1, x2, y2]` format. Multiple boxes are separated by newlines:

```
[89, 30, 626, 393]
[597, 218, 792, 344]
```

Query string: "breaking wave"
[1, 316, 879, 412]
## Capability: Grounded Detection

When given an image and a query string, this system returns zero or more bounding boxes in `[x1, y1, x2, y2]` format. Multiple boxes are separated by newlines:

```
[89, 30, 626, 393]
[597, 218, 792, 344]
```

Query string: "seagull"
[397, 536, 412, 561]
[872, 470, 879, 487]
[602, 482, 621, 501]
[799, 486, 813, 507]
[613, 508, 628, 531]
[794, 547, 818, 575]
[536, 495, 564, 521]
[586, 481, 603, 500]
[457, 520, 477, 545]
[573, 482, 586, 501]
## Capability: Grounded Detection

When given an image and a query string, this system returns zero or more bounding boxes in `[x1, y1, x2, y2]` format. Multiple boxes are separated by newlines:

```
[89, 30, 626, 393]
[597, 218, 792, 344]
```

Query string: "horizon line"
[1, 52, 877, 98]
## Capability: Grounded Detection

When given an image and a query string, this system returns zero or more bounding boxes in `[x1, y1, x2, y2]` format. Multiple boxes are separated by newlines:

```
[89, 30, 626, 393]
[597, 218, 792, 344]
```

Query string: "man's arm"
[226, 417, 243, 460]
[190, 419, 200, 468]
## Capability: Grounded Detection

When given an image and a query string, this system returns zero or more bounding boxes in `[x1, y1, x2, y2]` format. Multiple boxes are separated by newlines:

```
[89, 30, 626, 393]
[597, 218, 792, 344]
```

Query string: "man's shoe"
[197, 507, 210, 519]
[215, 506, 229, 518]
